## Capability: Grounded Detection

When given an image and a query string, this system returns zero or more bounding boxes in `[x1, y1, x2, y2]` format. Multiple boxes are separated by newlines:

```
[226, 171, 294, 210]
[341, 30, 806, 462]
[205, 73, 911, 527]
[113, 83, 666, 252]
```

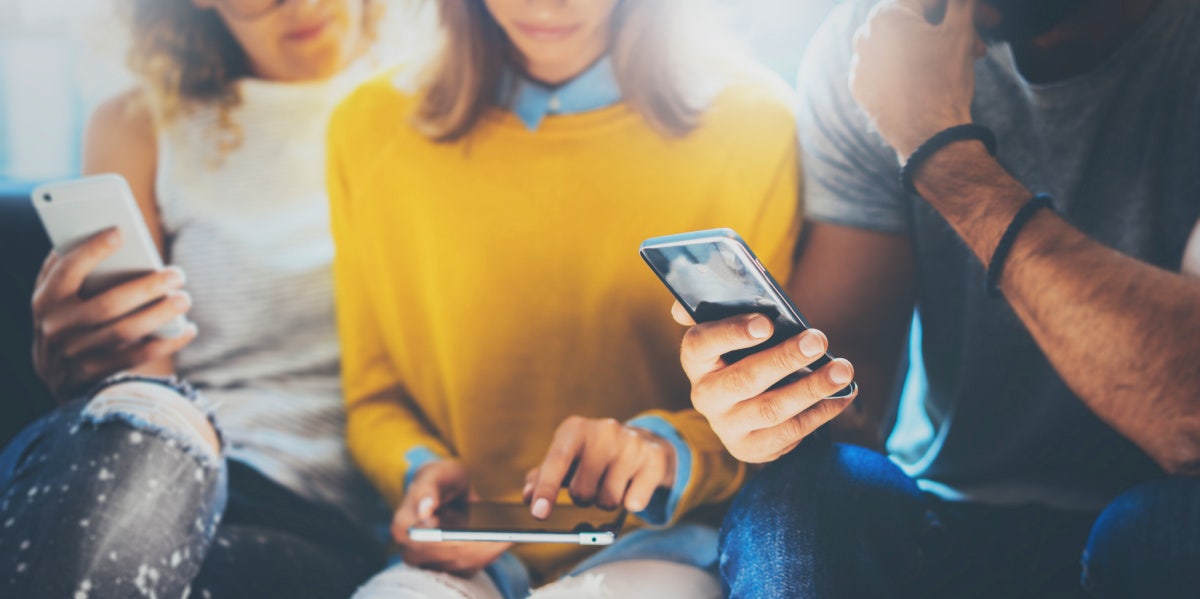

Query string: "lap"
[353, 558, 719, 599]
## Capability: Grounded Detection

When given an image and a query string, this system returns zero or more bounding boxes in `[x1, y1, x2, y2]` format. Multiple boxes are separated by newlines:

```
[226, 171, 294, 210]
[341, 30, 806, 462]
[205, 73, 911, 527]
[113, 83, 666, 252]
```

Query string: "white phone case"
[31, 174, 188, 339]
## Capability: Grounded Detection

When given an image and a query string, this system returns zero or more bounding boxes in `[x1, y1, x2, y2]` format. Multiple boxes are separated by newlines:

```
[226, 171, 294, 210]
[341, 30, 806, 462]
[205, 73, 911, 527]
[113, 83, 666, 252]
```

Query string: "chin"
[290, 45, 351, 80]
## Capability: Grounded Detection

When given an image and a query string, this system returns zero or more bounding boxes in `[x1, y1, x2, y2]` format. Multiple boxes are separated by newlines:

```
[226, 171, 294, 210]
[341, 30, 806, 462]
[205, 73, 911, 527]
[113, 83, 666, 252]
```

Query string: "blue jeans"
[0, 391, 382, 598]
[720, 442, 1200, 598]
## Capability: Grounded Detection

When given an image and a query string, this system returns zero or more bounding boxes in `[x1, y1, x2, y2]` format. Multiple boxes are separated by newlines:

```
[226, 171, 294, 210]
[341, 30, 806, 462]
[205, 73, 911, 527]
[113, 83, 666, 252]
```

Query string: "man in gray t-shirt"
[671, 0, 1200, 595]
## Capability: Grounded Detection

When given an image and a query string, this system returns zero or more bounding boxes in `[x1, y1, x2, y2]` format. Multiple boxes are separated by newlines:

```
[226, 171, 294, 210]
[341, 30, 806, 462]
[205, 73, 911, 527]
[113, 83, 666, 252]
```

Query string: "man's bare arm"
[914, 143, 1200, 475]
[848, 0, 1200, 474]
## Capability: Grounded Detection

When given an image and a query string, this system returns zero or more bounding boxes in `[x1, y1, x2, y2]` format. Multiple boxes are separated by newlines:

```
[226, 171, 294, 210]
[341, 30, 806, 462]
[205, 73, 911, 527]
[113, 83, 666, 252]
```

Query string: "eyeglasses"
[216, 0, 289, 19]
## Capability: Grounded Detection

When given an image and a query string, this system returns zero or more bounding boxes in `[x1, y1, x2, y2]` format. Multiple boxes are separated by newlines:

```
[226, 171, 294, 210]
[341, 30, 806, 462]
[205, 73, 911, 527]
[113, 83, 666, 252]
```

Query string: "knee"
[1083, 477, 1200, 596]
[722, 442, 919, 553]
[83, 380, 221, 465]
[351, 563, 496, 599]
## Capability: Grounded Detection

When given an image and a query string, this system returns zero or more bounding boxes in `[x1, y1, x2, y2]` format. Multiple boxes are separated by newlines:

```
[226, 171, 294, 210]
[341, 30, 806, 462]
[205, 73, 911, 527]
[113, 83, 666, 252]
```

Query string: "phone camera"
[42, 193, 52, 203]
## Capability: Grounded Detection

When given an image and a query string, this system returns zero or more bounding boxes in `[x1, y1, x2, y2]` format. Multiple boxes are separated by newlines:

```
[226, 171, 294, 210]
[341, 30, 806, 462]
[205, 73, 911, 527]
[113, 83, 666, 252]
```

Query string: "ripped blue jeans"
[0, 377, 381, 598]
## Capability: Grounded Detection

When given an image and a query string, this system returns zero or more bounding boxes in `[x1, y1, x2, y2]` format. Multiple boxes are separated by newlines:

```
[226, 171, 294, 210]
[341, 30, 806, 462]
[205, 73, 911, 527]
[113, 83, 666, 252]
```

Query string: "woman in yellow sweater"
[328, 0, 800, 597]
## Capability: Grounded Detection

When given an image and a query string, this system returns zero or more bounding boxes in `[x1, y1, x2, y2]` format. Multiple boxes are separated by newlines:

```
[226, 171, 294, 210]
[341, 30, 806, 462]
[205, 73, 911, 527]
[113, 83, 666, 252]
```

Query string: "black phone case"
[640, 228, 855, 398]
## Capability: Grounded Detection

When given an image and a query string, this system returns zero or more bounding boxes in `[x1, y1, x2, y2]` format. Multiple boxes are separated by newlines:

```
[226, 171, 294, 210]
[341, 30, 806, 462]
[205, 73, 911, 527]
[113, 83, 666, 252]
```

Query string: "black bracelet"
[986, 193, 1055, 298]
[901, 124, 997, 196]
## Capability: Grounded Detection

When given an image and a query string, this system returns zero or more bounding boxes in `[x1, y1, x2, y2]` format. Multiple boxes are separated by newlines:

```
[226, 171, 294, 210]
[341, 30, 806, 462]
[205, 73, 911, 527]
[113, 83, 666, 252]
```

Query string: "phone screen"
[429, 503, 625, 534]
[641, 233, 815, 366]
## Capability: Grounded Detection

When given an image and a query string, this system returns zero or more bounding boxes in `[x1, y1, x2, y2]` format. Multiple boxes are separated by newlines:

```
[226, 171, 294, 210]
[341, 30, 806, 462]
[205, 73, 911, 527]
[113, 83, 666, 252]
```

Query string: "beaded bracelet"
[986, 193, 1055, 298]
[900, 124, 997, 196]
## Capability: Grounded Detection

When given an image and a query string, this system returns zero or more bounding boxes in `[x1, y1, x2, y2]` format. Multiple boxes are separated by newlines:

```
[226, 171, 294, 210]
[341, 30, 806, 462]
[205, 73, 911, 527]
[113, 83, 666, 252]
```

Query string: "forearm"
[916, 143, 1200, 474]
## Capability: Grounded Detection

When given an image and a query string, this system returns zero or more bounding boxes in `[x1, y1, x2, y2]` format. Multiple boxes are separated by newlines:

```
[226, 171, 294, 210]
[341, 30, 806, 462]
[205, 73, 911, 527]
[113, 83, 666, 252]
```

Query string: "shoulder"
[714, 61, 797, 121]
[699, 60, 798, 152]
[85, 88, 157, 161]
[798, 0, 878, 89]
[330, 67, 422, 143]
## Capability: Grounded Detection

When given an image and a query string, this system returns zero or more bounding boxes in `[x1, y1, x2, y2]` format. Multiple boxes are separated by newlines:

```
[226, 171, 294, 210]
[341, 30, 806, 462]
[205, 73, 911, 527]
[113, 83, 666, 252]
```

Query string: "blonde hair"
[416, 0, 724, 142]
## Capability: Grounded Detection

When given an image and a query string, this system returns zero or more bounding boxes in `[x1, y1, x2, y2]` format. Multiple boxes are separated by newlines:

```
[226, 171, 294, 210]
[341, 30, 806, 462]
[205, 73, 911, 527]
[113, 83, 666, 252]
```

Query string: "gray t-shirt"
[800, 0, 1200, 511]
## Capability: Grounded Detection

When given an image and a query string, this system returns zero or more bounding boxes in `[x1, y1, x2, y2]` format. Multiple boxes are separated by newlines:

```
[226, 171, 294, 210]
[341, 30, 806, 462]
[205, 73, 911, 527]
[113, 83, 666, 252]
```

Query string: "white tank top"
[155, 68, 381, 522]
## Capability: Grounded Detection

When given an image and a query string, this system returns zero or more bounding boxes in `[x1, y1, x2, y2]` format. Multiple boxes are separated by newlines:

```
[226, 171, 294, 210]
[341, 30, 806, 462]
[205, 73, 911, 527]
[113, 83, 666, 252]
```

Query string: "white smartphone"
[409, 503, 624, 546]
[31, 174, 188, 339]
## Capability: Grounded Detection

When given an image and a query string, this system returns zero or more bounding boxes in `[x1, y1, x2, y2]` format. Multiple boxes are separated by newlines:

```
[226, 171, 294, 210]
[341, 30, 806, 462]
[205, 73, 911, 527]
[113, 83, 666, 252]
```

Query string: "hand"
[391, 460, 511, 577]
[525, 416, 676, 519]
[849, 0, 987, 160]
[672, 302, 858, 463]
[32, 228, 197, 401]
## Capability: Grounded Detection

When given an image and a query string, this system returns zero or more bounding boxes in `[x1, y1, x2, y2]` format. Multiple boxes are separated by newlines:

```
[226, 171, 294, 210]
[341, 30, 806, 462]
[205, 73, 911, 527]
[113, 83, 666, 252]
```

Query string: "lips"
[285, 19, 331, 42]
[514, 22, 583, 42]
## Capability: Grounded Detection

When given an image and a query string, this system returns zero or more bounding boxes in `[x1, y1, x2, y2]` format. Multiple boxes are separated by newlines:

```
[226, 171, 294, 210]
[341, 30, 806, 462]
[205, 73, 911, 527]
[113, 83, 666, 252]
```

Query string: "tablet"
[409, 503, 625, 546]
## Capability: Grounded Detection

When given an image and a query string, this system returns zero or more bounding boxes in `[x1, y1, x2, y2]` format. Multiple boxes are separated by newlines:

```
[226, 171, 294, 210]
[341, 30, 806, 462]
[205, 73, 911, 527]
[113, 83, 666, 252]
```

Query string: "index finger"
[679, 313, 774, 382]
[529, 423, 586, 520]
[45, 228, 123, 301]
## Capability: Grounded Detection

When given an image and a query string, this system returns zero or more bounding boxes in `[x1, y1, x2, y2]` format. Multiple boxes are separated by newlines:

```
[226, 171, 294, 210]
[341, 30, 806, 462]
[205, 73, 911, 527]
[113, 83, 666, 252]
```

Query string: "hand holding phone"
[30, 175, 196, 400]
[641, 228, 859, 463]
[393, 460, 513, 576]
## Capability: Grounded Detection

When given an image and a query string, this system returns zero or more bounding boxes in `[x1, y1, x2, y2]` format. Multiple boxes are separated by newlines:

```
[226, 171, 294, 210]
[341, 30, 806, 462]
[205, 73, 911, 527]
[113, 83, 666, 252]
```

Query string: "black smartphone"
[640, 228, 856, 398]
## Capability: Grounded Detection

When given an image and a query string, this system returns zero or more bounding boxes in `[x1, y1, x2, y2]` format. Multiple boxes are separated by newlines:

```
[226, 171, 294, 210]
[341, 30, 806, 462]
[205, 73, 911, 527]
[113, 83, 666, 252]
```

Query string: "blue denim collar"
[498, 57, 622, 131]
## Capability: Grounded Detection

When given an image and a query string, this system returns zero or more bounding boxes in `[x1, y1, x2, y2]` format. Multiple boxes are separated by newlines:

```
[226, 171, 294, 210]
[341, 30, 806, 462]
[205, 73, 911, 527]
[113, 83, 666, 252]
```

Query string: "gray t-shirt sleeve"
[798, 1, 912, 235]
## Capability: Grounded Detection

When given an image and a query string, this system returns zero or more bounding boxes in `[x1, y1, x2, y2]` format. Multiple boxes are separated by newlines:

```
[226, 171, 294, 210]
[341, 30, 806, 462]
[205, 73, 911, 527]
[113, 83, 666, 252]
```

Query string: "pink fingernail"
[799, 331, 825, 358]
[418, 496, 434, 517]
[829, 360, 853, 385]
[748, 316, 772, 339]
[532, 498, 551, 519]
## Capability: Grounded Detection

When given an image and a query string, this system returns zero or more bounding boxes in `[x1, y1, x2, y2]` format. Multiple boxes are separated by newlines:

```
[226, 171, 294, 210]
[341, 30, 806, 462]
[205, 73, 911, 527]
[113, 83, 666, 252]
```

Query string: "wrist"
[895, 116, 973, 161]
[403, 447, 448, 493]
[911, 142, 1031, 261]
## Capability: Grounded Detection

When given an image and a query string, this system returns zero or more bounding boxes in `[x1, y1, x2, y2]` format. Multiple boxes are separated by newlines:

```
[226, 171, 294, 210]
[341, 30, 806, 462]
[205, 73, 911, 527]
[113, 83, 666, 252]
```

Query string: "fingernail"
[748, 316, 772, 339]
[532, 498, 551, 519]
[523, 482, 533, 497]
[799, 331, 825, 357]
[170, 291, 191, 308]
[418, 496, 434, 518]
[105, 229, 122, 247]
[829, 359, 853, 385]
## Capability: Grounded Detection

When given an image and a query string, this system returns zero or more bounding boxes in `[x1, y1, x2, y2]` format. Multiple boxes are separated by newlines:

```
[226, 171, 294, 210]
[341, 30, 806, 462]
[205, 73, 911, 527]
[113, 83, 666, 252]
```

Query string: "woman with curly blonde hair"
[0, 1, 403, 597]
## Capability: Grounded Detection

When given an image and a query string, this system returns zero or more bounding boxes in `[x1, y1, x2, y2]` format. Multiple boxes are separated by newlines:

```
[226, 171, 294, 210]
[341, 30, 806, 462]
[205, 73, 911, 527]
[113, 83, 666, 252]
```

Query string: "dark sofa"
[0, 181, 54, 447]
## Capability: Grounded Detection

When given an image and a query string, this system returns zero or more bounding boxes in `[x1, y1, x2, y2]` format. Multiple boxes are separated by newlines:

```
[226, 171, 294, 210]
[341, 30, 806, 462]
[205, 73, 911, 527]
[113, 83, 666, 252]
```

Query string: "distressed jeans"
[0, 383, 381, 598]
[720, 441, 1200, 598]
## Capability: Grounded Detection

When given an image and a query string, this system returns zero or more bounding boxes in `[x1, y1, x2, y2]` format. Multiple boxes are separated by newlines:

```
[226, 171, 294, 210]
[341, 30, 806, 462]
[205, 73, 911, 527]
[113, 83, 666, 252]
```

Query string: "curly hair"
[117, 0, 384, 145]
